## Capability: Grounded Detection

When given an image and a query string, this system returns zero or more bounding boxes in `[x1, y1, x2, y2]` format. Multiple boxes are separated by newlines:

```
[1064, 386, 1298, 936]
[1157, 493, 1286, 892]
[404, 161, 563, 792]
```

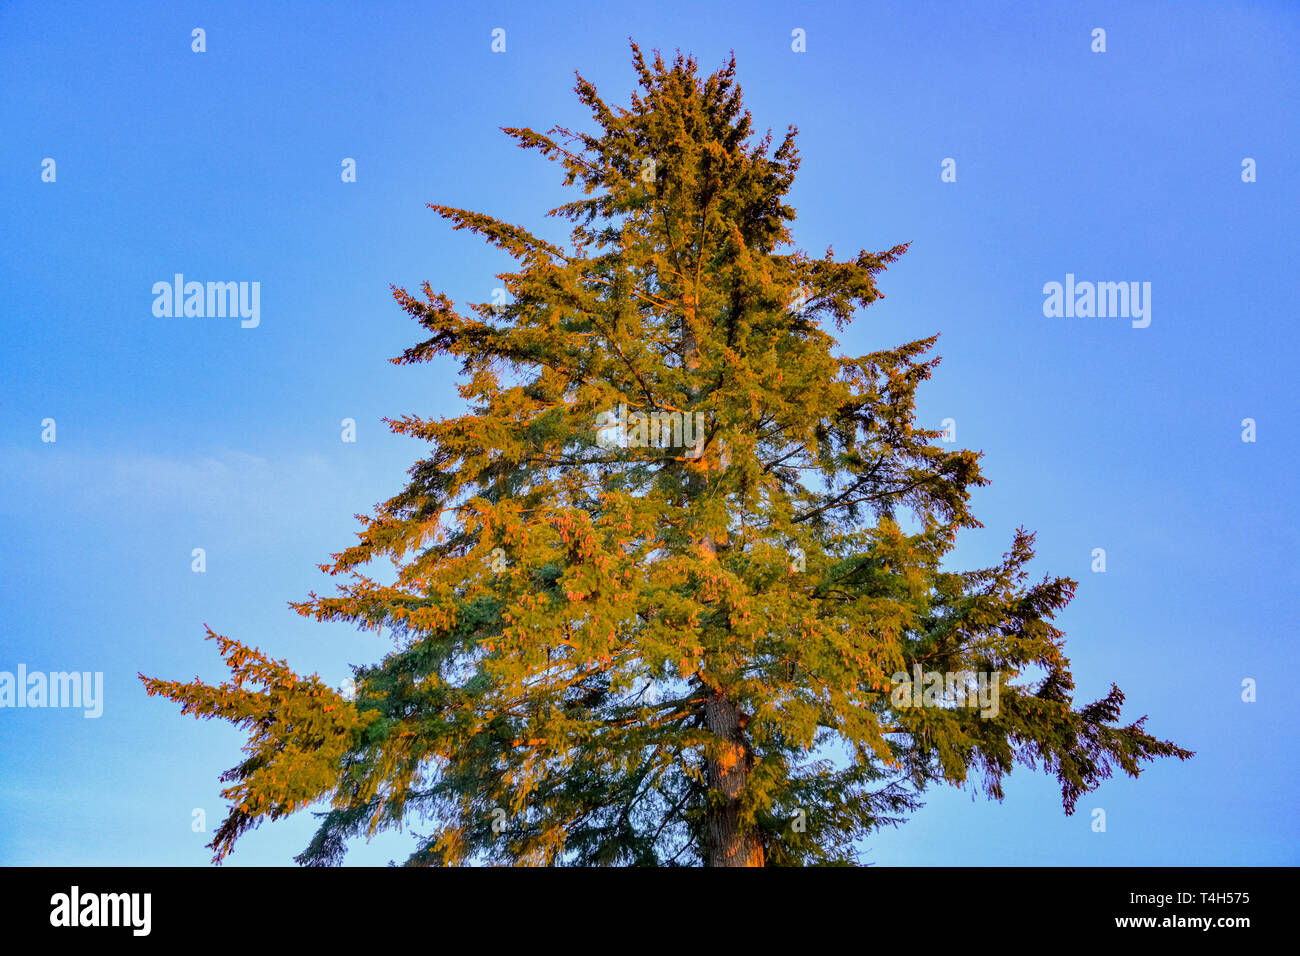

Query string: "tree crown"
[142, 43, 1191, 867]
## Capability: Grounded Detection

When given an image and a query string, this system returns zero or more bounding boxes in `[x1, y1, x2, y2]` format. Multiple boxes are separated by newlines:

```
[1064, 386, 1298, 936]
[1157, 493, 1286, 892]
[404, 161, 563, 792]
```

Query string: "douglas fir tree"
[142, 44, 1191, 867]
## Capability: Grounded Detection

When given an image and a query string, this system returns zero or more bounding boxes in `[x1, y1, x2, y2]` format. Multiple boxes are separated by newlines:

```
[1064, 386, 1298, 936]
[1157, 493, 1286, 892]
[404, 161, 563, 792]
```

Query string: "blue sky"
[1, 0, 1296, 865]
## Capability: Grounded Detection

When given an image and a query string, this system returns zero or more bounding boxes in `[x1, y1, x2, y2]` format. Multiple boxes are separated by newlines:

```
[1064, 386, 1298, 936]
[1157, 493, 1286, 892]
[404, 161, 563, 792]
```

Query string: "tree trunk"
[686, 293, 759, 865]
[704, 692, 764, 866]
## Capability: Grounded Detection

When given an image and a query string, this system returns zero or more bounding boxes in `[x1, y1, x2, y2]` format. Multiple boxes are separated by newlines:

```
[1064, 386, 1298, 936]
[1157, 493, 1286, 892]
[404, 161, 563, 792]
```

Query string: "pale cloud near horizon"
[0, 446, 344, 523]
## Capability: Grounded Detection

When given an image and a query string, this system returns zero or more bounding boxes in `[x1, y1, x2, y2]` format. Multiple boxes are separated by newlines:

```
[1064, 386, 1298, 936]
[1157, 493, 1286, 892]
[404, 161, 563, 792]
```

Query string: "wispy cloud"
[0, 446, 337, 523]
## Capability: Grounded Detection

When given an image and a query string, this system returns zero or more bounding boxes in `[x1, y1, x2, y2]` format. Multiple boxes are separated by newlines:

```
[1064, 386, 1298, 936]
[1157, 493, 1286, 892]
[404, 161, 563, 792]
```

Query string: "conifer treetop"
[142, 42, 1191, 867]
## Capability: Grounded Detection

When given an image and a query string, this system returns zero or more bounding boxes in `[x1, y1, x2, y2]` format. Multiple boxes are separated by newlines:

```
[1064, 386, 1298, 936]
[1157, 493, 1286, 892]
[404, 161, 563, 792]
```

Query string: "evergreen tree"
[141, 44, 1191, 867]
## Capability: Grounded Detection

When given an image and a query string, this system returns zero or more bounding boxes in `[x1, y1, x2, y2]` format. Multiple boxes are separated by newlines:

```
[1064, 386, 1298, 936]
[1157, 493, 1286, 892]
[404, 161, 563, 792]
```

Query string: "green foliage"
[141, 43, 1191, 867]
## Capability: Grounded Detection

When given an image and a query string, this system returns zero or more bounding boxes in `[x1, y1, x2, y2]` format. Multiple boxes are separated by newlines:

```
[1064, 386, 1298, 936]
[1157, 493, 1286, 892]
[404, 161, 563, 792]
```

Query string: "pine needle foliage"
[141, 43, 1192, 867]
